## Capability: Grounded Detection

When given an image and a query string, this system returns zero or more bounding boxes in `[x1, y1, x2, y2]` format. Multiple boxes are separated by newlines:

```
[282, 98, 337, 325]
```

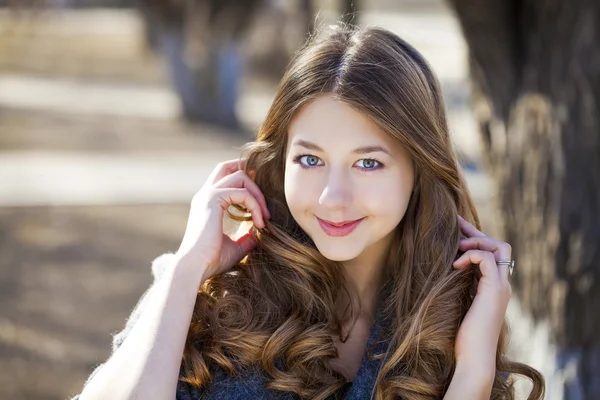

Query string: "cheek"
[362, 176, 413, 220]
[284, 166, 315, 216]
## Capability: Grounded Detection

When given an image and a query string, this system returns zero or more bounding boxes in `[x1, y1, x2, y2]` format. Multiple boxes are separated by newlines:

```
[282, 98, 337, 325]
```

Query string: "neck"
[338, 233, 392, 320]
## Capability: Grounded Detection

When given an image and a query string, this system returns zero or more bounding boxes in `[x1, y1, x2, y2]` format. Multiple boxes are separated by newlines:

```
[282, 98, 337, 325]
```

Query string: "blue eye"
[355, 159, 383, 170]
[294, 154, 323, 168]
[304, 156, 320, 166]
[293, 155, 384, 171]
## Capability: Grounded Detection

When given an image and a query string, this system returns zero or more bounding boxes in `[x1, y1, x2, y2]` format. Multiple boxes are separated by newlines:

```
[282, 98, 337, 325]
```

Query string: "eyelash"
[292, 154, 385, 171]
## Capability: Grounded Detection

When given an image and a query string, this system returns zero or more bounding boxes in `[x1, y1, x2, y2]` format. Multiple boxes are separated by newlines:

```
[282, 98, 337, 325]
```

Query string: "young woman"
[75, 24, 545, 400]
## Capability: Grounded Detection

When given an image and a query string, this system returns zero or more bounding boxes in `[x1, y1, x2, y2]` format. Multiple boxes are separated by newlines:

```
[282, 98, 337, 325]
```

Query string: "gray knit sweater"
[70, 253, 390, 400]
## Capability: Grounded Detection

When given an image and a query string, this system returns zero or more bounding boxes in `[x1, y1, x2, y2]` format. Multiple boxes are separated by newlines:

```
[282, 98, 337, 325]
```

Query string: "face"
[284, 95, 415, 263]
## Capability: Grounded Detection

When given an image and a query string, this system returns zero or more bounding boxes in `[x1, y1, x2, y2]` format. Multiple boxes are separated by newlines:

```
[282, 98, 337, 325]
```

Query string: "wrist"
[172, 253, 211, 286]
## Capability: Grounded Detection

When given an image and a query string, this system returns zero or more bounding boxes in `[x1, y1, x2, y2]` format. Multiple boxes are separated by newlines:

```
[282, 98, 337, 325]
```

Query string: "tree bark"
[447, 0, 600, 398]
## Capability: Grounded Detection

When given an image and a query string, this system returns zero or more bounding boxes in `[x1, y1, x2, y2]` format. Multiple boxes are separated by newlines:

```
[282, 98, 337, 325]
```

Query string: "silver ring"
[497, 260, 515, 276]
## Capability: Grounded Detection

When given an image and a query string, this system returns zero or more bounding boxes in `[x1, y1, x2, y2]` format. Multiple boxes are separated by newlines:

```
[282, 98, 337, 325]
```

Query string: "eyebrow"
[292, 139, 392, 156]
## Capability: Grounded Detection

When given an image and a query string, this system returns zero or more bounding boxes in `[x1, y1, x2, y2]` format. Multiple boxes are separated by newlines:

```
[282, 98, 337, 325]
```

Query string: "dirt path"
[0, 204, 187, 399]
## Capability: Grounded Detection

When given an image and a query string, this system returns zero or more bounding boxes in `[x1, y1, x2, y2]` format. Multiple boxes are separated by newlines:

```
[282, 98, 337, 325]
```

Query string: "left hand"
[452, 216, 512, 372]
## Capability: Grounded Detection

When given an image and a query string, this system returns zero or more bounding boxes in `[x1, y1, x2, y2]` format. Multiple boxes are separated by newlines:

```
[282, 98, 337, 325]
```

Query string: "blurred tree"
[136, 0, 356, 130]
[448, 0, 600, 398]
[341, 0, 359, 25]
[302, 0, 315, 35]
[136, 0, 261, 130]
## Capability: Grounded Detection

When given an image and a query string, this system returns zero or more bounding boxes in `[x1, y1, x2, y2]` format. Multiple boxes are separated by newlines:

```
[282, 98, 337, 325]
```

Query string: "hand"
[175, 159, 270, 283]
[452, 216, 512, 372]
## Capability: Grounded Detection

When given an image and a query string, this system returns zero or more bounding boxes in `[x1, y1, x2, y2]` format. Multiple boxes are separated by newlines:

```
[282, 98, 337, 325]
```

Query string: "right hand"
[175, 159, 270, 282]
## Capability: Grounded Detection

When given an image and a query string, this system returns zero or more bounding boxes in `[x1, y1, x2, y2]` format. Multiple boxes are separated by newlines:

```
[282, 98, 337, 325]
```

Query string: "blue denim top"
[71, 254, 391, 400]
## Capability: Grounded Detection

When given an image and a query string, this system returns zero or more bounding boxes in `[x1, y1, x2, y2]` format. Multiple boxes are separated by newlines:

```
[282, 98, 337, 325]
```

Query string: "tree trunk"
[136, 0, 260, 129]
[447, 0, 600, 398]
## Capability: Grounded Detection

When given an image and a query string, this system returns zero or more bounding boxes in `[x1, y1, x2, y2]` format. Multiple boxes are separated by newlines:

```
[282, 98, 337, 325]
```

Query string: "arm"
[443, 362, 495, 400]
[443, 216, 514, 399]
[77, 254, 208, 400]
[75, 159, 267, 400]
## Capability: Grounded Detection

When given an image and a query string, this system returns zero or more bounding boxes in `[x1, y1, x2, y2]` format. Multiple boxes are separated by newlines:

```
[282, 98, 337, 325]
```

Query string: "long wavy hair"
[179, 24, 545, 399]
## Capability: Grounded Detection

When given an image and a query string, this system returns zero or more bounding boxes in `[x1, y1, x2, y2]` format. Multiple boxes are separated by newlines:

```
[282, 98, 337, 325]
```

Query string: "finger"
[235, 232, 258, 255]
[459, 236, 512, 261]
[458, 215, 486, 238]
[497, 262, 510, 284]
[208, 159, 247, 185]
[214, 188, 265, 228]
[214, 170, 270, 219]
[453, 249, 500, 282]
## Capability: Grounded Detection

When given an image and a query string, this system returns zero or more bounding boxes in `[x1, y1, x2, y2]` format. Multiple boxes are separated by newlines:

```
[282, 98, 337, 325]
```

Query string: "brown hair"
[179, 24, 545, 399]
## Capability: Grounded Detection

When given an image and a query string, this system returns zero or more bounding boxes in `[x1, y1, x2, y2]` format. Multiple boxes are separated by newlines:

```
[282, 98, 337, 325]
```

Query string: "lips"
[316, 216, 365, 237]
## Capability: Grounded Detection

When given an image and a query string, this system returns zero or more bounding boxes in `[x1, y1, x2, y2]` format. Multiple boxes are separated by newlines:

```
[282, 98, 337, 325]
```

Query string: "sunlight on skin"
[284, 94, 414, 313]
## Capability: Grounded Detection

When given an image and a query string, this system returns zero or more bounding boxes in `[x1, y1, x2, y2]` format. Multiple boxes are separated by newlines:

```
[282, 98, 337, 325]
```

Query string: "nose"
[318, 169, 352, 211]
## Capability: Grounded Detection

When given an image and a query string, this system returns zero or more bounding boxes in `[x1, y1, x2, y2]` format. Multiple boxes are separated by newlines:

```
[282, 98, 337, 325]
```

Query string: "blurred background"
[1, 0, 598, 399]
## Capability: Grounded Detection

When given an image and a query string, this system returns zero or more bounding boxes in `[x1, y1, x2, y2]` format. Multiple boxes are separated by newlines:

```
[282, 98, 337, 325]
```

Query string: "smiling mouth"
[316, 217, 365, 237]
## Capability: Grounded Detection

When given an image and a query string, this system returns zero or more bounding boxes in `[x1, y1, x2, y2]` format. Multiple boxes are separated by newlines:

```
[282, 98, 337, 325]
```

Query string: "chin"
[313, 240, 364, 262]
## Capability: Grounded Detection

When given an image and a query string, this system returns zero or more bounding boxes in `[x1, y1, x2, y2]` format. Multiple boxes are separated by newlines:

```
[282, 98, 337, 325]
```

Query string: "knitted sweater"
[70, 253, 390, 400]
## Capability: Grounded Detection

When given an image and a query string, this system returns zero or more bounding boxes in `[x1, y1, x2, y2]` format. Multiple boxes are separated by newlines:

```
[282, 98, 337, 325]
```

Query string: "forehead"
[287, 95, 399, 151]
